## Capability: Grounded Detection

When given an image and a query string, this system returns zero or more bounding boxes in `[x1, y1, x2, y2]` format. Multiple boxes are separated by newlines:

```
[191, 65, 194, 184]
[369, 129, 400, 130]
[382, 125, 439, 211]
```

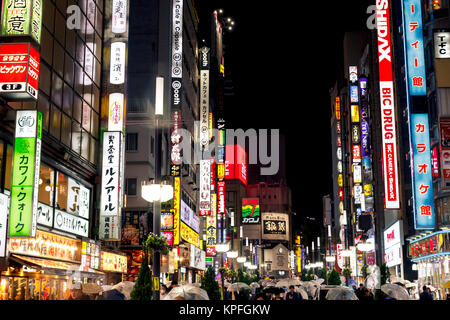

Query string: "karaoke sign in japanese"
[411, 114, 435, 229]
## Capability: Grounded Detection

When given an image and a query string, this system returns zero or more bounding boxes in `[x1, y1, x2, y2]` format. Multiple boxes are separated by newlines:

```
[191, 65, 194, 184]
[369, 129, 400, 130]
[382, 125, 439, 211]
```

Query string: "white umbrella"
[250, 282, 260, 288]
[381, 283, 410, 300]
[325, 287, 359, 300]
[276, 279, 290, 288]
[101, 285, 114, 292]
[163, 284, 209, 300]
[295, 286, 309, 300]
[264, 282, 276, 287]
[227, 282, 250, 292]
[191, 283, 201, 288]
[111, 281, 135, 300]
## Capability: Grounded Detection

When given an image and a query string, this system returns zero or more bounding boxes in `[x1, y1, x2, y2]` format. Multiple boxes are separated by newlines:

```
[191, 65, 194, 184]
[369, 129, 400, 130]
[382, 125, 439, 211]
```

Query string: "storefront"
[407, 229, 450, 300]
[1, 230, 86, 300]
[100, 250, 127, 285]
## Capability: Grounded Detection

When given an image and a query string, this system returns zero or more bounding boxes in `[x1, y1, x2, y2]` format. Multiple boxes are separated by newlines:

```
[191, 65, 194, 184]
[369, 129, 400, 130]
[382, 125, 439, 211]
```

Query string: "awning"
[10, 254, 78, 271]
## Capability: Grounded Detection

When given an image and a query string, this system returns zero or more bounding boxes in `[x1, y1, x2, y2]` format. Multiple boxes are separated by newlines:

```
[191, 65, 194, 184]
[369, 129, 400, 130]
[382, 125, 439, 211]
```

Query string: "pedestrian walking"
[419, 286, 433, 301]
[355, 283, 364, 300]
[359, 288, 374, 301]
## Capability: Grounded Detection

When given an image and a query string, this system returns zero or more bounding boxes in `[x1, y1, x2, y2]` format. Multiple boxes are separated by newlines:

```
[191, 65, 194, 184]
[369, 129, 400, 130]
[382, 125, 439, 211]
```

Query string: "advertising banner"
[53, 209, 89, 237]
[190, 244, 206, 270]
[242, 198, 260, 224]
[100, 251, 127, 273]
[161, 231, 174, 247]
[173, 176, 181, 245]
[0, 43, 40, 100]
[376, 0, 400, 209]
[384, 221, 403, 267]
[108, 93, 124, 131]
[1, 0, 42, 44]
[170, 110, 181, 176]
[100, 132, 122, 216]
[110, 42, 126, 84]
[161, 211, 174, 230]
[351, 105, 360, 123]
[180, 221, 199, 248]
[261, 212, 289, 241]
[171, 0, 183, 78]
[411, 114, 435, 229]
[199, 159, 211, 215]
[403, 0, 426, 96]
[112, 0, 127, 34]
[217, 181, 225, 216]
[99, 215, 120, 240]
[200, 47, 210, 149]
[350, 85, 359, 103]
[0, 193, 8, 257]
[9, 110, 42, 237]
[206, 193, 217, 257]
[36, 202, 53, 227]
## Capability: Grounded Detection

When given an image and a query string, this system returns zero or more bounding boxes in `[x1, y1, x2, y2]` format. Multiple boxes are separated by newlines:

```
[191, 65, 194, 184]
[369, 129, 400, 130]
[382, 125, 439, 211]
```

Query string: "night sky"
[198, 0, 372, 235]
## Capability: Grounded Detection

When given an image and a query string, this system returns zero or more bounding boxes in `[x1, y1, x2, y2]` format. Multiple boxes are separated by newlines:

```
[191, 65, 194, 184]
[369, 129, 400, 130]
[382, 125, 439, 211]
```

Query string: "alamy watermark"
[172, 123, 280, 176]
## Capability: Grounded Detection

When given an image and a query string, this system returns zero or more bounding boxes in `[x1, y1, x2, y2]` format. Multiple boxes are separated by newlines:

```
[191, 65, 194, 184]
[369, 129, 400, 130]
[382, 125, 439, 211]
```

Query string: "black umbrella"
[100, 289, 125, 300]
[263, 287, 285, 294]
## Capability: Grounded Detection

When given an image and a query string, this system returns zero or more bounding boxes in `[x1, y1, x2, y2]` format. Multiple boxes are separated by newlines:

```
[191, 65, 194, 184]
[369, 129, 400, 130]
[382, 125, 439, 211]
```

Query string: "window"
[151, 136, 154, 155]
[126, 178, 137, 196]
[126, 133, 138, 152]
[38, 165, 55, 206]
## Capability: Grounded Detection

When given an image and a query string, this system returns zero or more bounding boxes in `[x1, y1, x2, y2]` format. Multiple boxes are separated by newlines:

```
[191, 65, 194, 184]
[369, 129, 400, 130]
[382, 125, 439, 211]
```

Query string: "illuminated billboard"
[242, 198, 260, 224]
[411, 114, 435, 229]
[261, 212, 289, 241]
[376, 0, 400, 209]
[0, 43, 39, 100]
[403, 0, 426, 96]
[225, 144, 247, 185]
[1, 0, 42, 44]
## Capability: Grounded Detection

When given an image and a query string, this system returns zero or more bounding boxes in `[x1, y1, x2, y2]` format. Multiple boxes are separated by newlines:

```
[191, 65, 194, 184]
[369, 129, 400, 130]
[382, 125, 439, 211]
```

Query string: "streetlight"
[236, 257, 246, 264]
[227, 251, 238, 259]
[139, 76, 167, 300]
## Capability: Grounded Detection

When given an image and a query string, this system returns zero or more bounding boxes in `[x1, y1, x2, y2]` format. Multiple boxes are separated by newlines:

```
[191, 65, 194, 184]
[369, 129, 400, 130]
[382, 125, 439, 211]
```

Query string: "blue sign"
[411, 114, 435, 229]
[350, 85, 359, 103]
[403, 0, 427, 96]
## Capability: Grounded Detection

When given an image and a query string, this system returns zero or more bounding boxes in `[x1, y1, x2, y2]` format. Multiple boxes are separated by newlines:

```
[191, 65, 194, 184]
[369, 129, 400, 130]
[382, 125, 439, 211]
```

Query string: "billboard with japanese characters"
[242, 198, 260, 224]
[411, 114, 435, 229]
[1, 0, 42, 44]
[112, 0, 127, 34]
[261, 212, 289, 241]
[173, 176, 181, 245]
[403, 0, 426, 96]
[0, 43, 39, 100]
[9, 110, 41, 237]
[199, 159, 211, 215]
[206, 193, 217, 257]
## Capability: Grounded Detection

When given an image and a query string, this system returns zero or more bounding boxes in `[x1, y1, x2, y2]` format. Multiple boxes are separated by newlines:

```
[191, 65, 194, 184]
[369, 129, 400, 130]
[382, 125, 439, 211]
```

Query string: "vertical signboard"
[242, 198, 260, 224]
[217, 181, 225, 216]
[1, 0, 42, 44]
[100, 132, 122, 216]
[108, 93, 124, 131]
[170, 110, 182, 177]
[411, 114, 435, 229]
[9, 110, 41, 237]
[112, 0, 127, 34]
[199, 47, 210, 149]
[376, 0, 400, 209]
[110, 42, 126, 85]
[199, 159, 211, 215]
[403, 0, 426, 96]
[434, 31, 450, 58]
[206, 193, 217, 257]
[171, 0, 183, 110]
[0, 193, 9, 256]
[173, 176, 181, 245]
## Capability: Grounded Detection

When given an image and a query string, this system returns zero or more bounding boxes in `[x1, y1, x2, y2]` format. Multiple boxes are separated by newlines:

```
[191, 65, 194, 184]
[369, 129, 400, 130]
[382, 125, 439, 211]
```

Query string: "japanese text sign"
[411, 114, 435, 229]
[173, 176, 181, 245]
[0, 43, 39, 100]
[403, 0, 427, 95]
[180, 221, 199, 248]
[199, 159, 211, 215]
[242, 198, 260, 224]
[376, 0, 400, 209]
[100, 132, 122, 216]
[217, 181, 225, 216]
[9, 110, 41, 237]
[261, 212, 289, 241]
[206, 193, 217, 257]
[110, 42, 125, 85]
[1, 0, 42, 44]
[112, 0, 127, 34]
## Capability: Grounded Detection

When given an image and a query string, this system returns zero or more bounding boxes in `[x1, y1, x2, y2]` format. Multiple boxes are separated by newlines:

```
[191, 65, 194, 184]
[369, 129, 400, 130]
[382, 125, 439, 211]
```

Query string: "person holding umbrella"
[285, 285, 302, 301]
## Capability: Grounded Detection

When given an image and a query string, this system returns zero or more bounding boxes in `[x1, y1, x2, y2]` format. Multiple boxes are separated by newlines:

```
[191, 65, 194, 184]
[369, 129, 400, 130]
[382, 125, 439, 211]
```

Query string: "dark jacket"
[285, 292, 302, 301]
[419, 291, 433, 301]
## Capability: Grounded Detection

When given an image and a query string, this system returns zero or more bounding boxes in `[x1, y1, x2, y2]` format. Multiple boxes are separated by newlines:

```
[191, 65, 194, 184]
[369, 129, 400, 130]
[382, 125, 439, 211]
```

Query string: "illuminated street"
[0, 0, 449, 306]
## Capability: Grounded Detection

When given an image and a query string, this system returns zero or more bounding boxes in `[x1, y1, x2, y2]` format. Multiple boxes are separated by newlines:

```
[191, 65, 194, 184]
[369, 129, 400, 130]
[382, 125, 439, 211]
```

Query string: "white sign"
[434, 31, 450, 58]
[200, 70, 210, 149]
[190, 244, 206, 270]
[171, 0, 183, 78]
[353, 164, 362, 183]
[199, 160, 211, 213]
[181, 200, 199, 233]
[67, 178, 90, 219]
[36, 202, 53, 227]
[108, 93, 124, 132]
[384, 242, 402, 268]
[349, 66, 358, 83]
[337, 243, 344, 269]
[100, 132, 122, 216]
[384, 221, 402, 250]
[84, 42, 95, 86]
[112, 0, 127, 34]
[0, 193, 8, 257]
[54, 209, 89, 237]
[16, 110, 38, 138]
[354, 185, 363, 204]
[110, 42, 126, 85]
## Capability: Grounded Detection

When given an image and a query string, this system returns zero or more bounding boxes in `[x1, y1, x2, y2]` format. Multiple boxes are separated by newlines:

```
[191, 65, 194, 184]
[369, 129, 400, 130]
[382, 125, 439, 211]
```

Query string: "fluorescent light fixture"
[244, 262, 251, 267]
[215, 243, 230, 253]
[236, 257, 246, 263]
[227, 251, 238, 258]
[141, 182, 173, 202]
[326, 256, 335, 262]
[340, 250, 352, 257]
[155, 76, 164, 115]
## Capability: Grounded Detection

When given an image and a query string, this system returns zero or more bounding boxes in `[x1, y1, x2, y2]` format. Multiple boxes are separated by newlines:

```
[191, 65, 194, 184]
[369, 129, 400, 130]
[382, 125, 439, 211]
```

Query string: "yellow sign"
[100, 251, 127, 273]
[82, 241, 87, 255]
[209, 112, 213, 139]
[335, 97, 341, 120]
[295, 235, 301, 273]
[154, 277, 159, 291]
[351, 105, 360, 123]
[364, 184, 372, 196]
[220, 64, 225, 76]
[217, 163, 225, 180]
[173, 177, 181, 245]
[180, 221, 199, 248]
[338, 174, 343, 187]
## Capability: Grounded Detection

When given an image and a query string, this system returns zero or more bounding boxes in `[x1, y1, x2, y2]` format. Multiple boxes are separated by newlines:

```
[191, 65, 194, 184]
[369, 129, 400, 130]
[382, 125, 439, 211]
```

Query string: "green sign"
[1, 0, 42, 44]
[9, 110, 41, 237]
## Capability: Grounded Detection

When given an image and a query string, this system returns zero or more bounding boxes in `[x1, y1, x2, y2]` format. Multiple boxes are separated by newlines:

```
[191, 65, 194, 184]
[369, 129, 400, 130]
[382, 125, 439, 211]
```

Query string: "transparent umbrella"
[325, 287, 359, 300]
[295, 286, 309, 300]
[227, 282, 250, 292]
[381, 283, 410, 300]
[163, 284, 209, 300]
[111, 281, 135, 300]
[275, 279, 290, 287]
[250, 282, 260, 289]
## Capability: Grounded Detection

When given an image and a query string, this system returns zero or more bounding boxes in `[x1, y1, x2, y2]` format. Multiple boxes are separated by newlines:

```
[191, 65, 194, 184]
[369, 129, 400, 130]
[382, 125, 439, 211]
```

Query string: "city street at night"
[0, 0, 449, 316]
